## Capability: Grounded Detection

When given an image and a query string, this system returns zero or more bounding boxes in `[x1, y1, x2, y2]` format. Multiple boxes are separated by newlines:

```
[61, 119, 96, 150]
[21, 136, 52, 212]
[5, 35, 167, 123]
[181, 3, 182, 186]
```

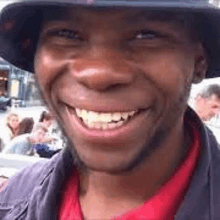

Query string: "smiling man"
[0, 0, 220, 219]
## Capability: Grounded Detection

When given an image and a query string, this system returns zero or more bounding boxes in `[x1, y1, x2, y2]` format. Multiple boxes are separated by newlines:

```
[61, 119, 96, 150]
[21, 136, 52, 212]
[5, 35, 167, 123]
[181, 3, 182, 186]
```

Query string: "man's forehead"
[42, 6, 190, 25]
[40, 7, 196, 43]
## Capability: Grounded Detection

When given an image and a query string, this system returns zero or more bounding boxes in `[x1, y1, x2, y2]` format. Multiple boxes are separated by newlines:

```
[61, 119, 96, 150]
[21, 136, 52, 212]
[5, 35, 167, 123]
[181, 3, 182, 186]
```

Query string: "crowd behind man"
[2, 122, 47, 155]
[0, 110, 65, 157]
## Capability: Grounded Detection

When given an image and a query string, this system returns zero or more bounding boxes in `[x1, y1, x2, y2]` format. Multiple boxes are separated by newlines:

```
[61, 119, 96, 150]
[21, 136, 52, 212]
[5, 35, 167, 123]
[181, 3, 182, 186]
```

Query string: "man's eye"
[48, 29, 81, 39]
[57, 29, 80, 39]
[134, 31, 158, 40]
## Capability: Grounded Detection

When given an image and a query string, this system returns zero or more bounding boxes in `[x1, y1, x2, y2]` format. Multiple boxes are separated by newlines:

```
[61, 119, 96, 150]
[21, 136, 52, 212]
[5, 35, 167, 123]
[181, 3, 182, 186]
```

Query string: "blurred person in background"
[15, 117, 34, 137]
[194, 84, 220, 143]
[36, 110, 63, 158]
[38, 110, 56, 143]
[39, 110, 54, 129]
[39, 109, 65, 148]
[2, 123, 47, 155]
[194, 84, 220, 122]
[0, 112, 21, 151]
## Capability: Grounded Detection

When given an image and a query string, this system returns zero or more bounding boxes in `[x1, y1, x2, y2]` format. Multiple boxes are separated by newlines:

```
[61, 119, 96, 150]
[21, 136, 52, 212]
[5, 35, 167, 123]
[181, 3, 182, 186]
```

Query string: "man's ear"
[192, 43, 208, 84]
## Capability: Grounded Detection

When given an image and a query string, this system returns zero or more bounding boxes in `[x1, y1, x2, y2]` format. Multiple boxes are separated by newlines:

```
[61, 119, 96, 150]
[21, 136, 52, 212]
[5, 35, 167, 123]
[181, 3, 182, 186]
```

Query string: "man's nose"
[69, 47, 135, 91]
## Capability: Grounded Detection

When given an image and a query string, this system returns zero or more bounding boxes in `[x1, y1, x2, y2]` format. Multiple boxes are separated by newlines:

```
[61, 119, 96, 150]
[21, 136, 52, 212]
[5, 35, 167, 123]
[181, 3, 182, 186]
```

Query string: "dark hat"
[0, 0, 220, 78]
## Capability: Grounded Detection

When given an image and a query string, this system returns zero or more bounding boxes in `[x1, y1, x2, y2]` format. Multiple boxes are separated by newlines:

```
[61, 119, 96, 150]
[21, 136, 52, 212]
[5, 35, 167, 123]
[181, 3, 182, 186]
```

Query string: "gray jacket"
[0, 108, 220, 220]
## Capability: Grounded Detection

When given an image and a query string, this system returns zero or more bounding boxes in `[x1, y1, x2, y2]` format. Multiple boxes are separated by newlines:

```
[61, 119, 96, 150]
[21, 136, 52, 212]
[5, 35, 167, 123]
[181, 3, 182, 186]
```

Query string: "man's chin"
[65, 115, 172, 174]
[84, 158, 141, 175]
[68, 145, 153, 175]
[67, 145, 134, 174]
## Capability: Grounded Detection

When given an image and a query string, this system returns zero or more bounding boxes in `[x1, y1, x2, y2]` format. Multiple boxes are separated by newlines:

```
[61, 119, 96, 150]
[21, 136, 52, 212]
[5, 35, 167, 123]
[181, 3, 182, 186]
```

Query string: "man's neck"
[79, 122, 191, 220]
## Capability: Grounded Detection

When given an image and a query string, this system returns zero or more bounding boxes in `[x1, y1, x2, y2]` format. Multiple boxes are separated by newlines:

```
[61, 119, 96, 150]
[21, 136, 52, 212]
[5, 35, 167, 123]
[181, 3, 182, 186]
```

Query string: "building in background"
[0, 57, 43, 107]
[0, 58, 10, 97]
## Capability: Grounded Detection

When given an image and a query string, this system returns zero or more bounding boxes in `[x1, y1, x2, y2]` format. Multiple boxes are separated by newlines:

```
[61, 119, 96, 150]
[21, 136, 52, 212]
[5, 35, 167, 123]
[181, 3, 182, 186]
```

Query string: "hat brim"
[0, 1, 220, 78]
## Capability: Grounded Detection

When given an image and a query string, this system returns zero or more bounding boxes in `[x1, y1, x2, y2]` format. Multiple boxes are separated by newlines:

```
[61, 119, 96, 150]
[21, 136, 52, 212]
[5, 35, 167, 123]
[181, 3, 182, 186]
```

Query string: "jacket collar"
[176, 107, 218, 220]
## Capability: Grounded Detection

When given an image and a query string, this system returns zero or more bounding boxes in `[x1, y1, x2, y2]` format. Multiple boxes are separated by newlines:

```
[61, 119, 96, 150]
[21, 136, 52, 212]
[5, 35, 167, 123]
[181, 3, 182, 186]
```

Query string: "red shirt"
[58, 126, 200, 220]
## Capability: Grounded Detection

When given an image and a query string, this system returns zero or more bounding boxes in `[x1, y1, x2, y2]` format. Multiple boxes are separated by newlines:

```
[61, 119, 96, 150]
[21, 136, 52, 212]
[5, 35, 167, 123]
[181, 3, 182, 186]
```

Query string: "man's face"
[195, 94, 220, 121]
[34, 8, 206, 173]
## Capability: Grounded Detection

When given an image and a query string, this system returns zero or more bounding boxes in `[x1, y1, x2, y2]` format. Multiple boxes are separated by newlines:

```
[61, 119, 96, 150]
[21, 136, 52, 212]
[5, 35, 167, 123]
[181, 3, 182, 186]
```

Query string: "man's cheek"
[35, 50, 56, 82]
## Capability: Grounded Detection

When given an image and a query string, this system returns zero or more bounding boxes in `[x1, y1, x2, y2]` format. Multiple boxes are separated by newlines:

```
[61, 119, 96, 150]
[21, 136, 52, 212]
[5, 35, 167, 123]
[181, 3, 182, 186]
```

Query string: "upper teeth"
[75, 108, 136, 124]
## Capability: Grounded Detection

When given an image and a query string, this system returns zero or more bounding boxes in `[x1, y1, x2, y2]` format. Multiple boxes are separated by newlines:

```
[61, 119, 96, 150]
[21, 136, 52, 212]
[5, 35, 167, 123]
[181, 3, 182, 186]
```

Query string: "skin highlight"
[34, 8, 207, 219]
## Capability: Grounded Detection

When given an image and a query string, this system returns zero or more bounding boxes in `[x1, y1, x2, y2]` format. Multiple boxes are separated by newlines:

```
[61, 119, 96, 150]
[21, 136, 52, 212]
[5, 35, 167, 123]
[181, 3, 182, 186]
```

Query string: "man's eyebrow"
[124, 10, 188, 26]
[124, 11, 149, 24]
[124, 11, 173, 27]
[42, 7, 79, 22]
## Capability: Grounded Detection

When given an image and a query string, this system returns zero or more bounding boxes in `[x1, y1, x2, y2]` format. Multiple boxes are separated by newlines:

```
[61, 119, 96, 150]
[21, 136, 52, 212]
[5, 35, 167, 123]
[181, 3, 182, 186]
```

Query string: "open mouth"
[75, 108, 139, 130]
